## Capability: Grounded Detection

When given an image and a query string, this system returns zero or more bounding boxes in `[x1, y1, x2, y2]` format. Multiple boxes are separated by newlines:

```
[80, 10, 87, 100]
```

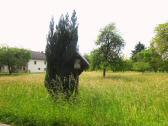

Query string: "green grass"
[0, 72, 168, 126]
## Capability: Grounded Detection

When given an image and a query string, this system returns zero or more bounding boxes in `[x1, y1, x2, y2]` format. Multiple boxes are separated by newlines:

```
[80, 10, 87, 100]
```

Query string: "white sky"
[0, 0, 168, 57]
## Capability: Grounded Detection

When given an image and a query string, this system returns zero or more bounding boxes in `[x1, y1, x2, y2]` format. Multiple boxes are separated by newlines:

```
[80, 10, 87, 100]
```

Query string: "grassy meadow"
[0, 72, 168, 126]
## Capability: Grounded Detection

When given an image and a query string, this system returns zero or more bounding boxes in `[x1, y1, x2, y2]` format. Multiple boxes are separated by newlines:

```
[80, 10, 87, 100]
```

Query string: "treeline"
[85, 22, 168, 75]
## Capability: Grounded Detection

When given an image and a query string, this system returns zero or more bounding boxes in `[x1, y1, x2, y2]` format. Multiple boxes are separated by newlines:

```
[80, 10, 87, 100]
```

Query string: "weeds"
[0, 72, 168, 126]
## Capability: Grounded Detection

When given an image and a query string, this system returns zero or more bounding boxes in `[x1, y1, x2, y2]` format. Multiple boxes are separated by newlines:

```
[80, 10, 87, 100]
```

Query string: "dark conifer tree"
[45, 10, 78, 98]
[132, 42, 145, 60]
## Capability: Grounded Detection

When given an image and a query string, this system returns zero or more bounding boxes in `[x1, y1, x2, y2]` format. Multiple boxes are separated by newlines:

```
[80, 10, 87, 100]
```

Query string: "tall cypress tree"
[45, 11, 78, 98]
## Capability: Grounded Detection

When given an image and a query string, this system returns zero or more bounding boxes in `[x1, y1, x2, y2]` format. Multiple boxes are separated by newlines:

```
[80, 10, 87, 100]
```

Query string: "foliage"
[0, 72, 168, 126]
[0, 46, 31, 74]
[111, 59, 133, 71]
[84, 22, 168, 73]
[85, 50, 133, 72]
[150, 22, 168, 72]
[131, 42, 145, 60]
[96, 23, 124, 77]
[132, 48, 168, 72]
[151, 22, 168, 57]
[159, 60, 168, 71]
[88, 49, 104, 71]
[45, 11, 79, 98]
[132, 61, 150, 72]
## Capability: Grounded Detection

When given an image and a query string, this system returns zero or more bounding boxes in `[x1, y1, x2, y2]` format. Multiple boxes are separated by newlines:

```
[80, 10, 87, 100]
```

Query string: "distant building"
[0, 66, 8, 73]
[0, 51, 46, 73]
[28, 51, 46, 73]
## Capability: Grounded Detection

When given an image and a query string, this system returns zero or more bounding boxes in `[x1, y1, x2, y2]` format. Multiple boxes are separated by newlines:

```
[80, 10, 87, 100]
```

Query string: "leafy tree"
[96, 23, 124, 77]
[151, 22, 168, 56]
[132, 42, 145, 60]
[159, 60, 168, 72]
[123, 59, 133, 71]
[0, 46, 31, 74]
[112, 59, 133, 72]
[133, 48, 163, 72]
[89, 49, 103, 71]
[45, 11, 79, 98]
[87, 49, 127, 72]
[150, 22, 168, 72]
[133, 62, 150, 73]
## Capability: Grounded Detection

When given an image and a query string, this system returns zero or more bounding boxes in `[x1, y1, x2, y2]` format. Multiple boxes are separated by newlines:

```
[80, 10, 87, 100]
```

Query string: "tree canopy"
[96, 23, 124, 77]
[131, 42, 145, 60]
[0, 46, 31, 74]
[151, 22, 168, 60]
[81, 22, 168, 73]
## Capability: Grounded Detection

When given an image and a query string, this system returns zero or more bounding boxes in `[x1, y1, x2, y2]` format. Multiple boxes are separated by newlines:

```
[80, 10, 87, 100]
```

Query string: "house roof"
[31, 51, 46, 60]
[76, 52, 89, 68]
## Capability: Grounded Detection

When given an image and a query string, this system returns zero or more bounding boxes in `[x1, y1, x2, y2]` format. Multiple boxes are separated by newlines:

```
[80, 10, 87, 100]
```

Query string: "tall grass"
[0, 72, 168, 126]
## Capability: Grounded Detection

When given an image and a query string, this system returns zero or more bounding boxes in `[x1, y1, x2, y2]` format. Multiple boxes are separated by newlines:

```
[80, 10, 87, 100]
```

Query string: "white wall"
[0, 66, 9, 72]
[28, 59, 46, 73]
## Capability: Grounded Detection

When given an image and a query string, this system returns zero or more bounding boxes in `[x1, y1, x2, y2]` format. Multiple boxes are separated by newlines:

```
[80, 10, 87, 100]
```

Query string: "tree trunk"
[8, 65, 12, 75]
[103, 68, 106, 78]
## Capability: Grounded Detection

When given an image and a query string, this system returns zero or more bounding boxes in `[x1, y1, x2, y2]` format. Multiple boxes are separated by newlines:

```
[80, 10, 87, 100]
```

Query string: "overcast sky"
[0, 0, 168, 57]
